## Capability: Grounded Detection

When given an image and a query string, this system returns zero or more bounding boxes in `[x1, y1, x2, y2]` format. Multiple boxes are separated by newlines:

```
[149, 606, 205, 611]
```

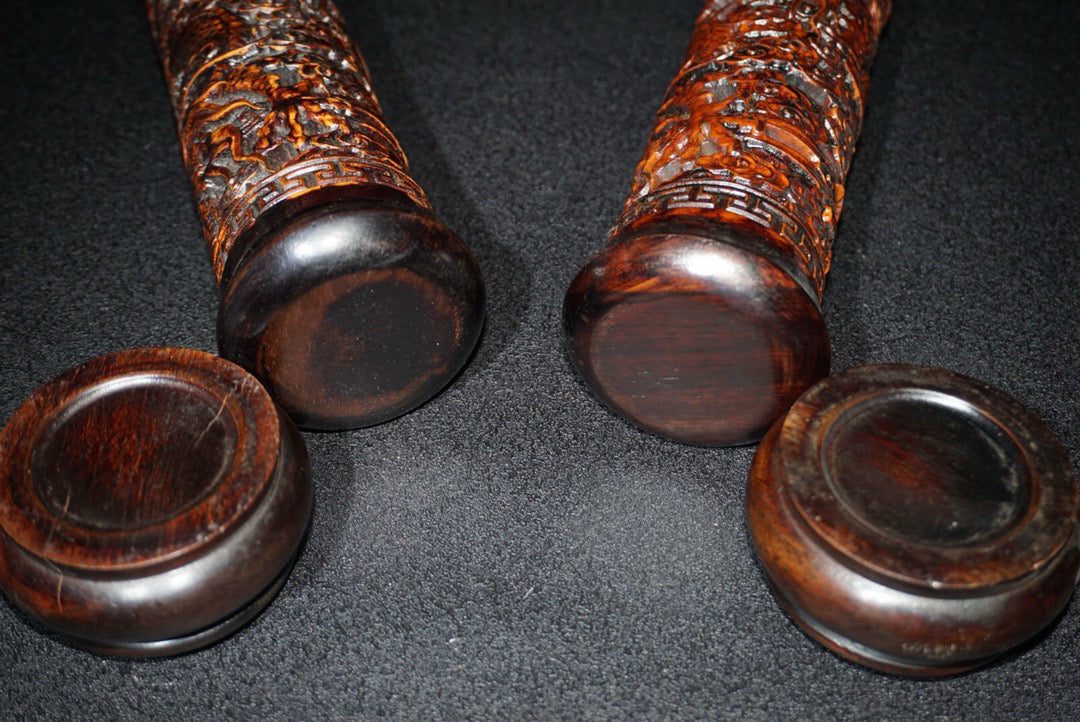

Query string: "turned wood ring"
[0, 348, 311, 656]
[748, 363, 1079, 675]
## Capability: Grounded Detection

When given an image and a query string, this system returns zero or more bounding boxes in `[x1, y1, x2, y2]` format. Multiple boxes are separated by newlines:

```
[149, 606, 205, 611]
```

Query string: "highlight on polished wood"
[564, 0, 891, 445]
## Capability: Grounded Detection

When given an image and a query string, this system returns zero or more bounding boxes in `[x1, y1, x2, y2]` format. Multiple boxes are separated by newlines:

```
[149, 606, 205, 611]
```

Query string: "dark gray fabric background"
[1, 1, 1078, 719]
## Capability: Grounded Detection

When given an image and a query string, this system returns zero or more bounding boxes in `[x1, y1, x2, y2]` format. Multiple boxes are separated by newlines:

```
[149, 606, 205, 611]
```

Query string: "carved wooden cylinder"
[564, 0, 890, 445]
[148, 0, 484, 430]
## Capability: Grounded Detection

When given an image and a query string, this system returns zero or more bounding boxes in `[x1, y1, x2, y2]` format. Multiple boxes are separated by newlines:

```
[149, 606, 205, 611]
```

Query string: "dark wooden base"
[767, 579, 1004, 677]
[563, 222, 829, 446]
[219, 186, 485, 431]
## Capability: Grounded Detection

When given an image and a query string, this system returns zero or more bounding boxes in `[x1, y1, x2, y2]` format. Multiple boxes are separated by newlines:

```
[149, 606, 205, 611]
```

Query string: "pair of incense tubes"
[16, 1, 1078, 677]
[153, 0, 889, 444]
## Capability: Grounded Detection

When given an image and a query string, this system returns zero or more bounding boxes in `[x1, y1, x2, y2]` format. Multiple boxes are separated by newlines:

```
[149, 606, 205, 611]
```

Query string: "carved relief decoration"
[148, 0, 429, 281]
[614, 0, 892, 297]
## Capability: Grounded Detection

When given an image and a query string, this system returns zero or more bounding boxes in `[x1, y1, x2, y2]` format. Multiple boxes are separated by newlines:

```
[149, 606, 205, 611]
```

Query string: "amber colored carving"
[564, 0, 890, 446]
[615, 0, 891, 295]
[147, 0, 430, 282]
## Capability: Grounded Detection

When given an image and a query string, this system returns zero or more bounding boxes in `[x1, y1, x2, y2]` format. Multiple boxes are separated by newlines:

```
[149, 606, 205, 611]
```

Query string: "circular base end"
[563, 228, 829, 445]
[219, 189, 484, 430]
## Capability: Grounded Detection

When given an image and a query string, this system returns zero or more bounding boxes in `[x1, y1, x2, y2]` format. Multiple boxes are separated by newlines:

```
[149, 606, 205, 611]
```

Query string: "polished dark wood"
[148, 0, 484, 430]
[564, 1, 890, 445]
[0, 348, 312, 656]
[218, 184, 484, 429]
[564, 222, 828, 446]
[747, 364, 1080, 675]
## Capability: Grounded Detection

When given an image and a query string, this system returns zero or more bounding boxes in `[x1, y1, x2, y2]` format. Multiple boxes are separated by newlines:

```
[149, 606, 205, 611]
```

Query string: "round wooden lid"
[0, 348, 311, 656]
[748, 363, 1079, 675]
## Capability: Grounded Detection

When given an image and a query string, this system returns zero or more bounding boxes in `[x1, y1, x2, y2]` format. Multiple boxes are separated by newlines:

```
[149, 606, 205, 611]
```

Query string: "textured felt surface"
[1, 0, 1079, 719]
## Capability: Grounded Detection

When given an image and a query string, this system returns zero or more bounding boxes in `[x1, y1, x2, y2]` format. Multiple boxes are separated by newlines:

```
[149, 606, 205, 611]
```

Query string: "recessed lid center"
[32, 377, 236, 531]
[822, 391, 1026, 547]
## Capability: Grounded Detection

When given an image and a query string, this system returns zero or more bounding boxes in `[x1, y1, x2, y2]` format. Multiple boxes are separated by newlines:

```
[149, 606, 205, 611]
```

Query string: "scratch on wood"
[194, 388, 232, 447]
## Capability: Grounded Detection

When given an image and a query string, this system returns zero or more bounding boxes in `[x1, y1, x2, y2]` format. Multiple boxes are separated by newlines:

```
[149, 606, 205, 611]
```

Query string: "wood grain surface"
[747, 364, 1080, 675]
[147, 0, 485, 430]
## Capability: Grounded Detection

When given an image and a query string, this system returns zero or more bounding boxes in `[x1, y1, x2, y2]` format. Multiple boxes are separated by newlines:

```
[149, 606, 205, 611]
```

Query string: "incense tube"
[148, 0, 484, 430]
[564, 0, 890, 445]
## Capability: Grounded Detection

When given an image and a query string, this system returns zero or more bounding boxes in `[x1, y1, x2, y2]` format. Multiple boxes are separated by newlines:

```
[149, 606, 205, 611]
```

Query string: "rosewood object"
[0, 348, 311, 656]
[747, 364, 1079, 675]
[148, 0, 484, 430]
[564, 0, 891, 445]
